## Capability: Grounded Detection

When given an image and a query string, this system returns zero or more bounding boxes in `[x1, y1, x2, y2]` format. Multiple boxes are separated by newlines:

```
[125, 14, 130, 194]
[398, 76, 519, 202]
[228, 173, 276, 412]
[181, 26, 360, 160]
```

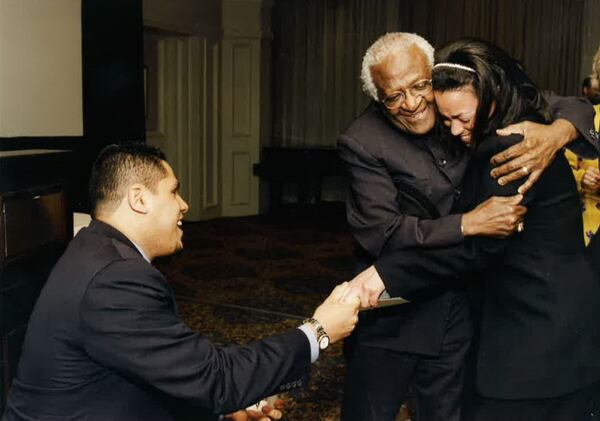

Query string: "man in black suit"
[3, 143, 360, 421]
[338, 33, 597, 421]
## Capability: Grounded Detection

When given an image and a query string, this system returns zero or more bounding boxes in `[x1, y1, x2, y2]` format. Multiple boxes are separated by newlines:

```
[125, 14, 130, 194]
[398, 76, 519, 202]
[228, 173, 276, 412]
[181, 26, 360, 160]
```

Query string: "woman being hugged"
[431, 38, 600, 421]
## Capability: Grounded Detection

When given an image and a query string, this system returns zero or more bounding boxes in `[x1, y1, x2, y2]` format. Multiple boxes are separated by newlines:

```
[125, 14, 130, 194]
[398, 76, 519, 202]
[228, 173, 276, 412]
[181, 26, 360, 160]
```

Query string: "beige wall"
[581, 0, 600, 81]
[0, 0, 82, 137]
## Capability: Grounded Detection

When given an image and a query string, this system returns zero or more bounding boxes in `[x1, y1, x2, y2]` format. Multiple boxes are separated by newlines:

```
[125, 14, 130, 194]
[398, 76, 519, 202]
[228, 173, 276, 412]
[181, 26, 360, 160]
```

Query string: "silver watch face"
[319, 335, 330, 350]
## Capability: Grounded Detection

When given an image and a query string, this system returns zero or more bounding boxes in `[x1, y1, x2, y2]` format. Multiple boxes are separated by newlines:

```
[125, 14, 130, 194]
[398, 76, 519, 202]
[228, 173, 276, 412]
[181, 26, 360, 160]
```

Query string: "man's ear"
[127, 184, 149, 214]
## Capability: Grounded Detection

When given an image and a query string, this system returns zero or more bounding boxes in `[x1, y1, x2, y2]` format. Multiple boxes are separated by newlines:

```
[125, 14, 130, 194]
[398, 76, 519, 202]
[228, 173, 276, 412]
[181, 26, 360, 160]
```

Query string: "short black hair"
[89, 142, 167, 218]
[432, 37, 550, 148]
[583, 76, 593, 89]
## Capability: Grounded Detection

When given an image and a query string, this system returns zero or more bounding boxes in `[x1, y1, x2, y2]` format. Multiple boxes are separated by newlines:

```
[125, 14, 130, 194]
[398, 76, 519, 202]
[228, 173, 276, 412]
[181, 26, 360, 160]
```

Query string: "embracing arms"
[338, 134, 524, 258]
[339, 96, 595, 260]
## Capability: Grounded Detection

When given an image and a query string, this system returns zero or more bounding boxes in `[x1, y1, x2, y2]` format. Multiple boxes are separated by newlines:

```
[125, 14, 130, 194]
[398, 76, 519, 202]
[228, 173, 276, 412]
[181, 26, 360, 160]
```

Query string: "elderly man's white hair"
[361, 32, 434, 101]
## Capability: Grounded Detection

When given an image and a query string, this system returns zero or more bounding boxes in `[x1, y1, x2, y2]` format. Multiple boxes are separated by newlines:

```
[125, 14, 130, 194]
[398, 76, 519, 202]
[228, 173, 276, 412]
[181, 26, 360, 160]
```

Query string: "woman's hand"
[490, 119, 577, 194]
[461, 195, 527, 238]
[582, 167, 600, 192]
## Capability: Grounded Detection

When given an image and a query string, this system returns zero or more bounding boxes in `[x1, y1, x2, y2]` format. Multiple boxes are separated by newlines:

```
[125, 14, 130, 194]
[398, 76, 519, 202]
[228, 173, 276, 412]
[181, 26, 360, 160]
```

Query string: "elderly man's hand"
[461, 195, 526, 238]
[339, 265, 385, 309]
[490, 119, 577, 194]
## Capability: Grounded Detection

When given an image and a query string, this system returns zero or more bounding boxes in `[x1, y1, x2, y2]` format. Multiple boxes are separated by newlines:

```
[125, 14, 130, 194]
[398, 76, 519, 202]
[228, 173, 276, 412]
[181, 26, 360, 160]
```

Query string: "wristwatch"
[302, 317, 330, 350]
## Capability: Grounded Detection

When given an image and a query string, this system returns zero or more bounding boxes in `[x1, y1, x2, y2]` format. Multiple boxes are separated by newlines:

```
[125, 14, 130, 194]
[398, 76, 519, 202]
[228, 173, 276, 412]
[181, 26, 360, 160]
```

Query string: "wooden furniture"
[0, 149, 72, 411]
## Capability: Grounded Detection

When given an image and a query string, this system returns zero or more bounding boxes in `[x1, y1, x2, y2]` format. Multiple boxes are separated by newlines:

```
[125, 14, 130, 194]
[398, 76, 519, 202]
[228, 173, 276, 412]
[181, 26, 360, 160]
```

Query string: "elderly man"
[338, 33, 596, 421]
[3, 143, 360, 421]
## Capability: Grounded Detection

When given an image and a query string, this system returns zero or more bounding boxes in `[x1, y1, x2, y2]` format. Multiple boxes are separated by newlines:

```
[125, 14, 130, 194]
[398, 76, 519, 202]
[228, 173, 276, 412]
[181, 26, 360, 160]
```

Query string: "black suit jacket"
[338, 103, 471, 356]
[5, 221, 310, 421]
[376, 130, 600, 399]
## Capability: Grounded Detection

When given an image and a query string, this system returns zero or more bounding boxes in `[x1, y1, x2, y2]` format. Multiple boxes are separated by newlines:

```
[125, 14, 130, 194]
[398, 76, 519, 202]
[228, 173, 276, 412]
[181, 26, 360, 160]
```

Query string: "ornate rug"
[155, 204, 368, 420]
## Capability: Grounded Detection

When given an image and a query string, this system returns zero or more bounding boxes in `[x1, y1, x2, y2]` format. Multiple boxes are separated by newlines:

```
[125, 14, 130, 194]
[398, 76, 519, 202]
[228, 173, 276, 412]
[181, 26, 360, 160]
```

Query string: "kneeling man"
[4, 143, 359, 421]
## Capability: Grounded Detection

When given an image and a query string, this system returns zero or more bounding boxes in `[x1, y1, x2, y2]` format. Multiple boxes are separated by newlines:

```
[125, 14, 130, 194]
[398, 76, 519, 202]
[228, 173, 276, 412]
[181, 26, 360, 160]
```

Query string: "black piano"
[253, 147, 346, 210]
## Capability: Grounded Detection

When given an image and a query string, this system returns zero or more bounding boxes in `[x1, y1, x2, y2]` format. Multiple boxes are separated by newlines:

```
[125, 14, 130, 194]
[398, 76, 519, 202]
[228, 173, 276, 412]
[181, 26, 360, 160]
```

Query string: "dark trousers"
[340, 313, 470, 421]
[467, 382, 600, 421]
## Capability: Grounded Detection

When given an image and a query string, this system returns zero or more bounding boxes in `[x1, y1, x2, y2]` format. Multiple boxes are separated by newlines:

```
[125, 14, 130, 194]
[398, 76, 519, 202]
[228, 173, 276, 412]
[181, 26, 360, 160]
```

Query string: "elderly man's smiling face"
[370, 45, 436, 135]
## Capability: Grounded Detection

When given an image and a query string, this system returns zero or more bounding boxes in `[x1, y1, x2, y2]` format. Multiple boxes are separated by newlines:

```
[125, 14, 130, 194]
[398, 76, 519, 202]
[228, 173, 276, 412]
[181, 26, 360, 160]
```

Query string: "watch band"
[302, 317, 329, 350]
[302, 317, 325, 334]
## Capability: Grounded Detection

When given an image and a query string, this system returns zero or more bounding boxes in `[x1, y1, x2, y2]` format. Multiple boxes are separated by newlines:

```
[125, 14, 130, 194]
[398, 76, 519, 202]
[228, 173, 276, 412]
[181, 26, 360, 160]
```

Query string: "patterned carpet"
[154, 203, 361, 420]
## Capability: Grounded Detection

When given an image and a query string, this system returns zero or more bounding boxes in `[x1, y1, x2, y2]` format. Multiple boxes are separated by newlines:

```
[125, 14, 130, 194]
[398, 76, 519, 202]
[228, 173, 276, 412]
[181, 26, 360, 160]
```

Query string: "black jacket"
[338, 103, 470, 356]
[5, 221, 310, 420]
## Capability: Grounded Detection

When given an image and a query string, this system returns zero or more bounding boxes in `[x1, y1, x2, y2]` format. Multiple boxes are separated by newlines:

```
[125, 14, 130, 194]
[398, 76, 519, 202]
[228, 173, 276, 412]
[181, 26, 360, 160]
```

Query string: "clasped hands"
[337, 265, 386, 310]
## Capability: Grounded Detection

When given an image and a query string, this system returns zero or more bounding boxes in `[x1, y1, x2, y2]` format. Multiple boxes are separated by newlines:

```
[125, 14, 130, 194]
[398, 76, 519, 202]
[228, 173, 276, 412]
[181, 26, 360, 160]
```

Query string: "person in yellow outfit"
[567, 45, 600, 245]
[565, 103, 600, 244]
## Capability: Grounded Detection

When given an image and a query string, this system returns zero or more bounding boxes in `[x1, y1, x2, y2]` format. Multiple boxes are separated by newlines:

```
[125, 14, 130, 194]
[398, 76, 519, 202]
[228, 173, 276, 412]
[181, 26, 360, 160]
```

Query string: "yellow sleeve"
[565, 149, 585, 192]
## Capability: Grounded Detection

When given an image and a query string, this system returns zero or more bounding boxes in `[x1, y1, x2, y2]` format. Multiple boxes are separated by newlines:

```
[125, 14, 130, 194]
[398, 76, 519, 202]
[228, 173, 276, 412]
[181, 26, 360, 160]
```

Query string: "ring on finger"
[521, 166, 529, 175]
[517, 221, 525, 233]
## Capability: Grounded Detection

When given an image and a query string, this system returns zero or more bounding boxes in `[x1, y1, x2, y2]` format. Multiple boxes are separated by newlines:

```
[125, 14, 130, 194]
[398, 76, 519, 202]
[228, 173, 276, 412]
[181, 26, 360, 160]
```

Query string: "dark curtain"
[271, 0, 584, 147]
[271, 0, 402, 147]
[399, 0, 584, 96]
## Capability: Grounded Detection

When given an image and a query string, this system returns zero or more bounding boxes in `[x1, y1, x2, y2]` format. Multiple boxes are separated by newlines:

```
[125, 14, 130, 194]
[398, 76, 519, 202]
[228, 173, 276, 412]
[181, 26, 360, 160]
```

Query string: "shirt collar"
[130, 240, 151, 263]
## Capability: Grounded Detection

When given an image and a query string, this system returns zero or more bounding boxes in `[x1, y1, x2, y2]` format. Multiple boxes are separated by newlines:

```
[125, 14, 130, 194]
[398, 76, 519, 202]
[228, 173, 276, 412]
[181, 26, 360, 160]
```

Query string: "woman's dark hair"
[432, 37, 550, 148]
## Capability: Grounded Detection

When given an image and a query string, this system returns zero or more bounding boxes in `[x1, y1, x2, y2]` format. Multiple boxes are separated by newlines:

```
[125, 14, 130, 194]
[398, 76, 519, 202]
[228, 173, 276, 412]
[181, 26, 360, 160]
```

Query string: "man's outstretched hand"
[338, 265, 385, 310]
[312, 282, 360, 344]
[491, 119, 577, 194]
